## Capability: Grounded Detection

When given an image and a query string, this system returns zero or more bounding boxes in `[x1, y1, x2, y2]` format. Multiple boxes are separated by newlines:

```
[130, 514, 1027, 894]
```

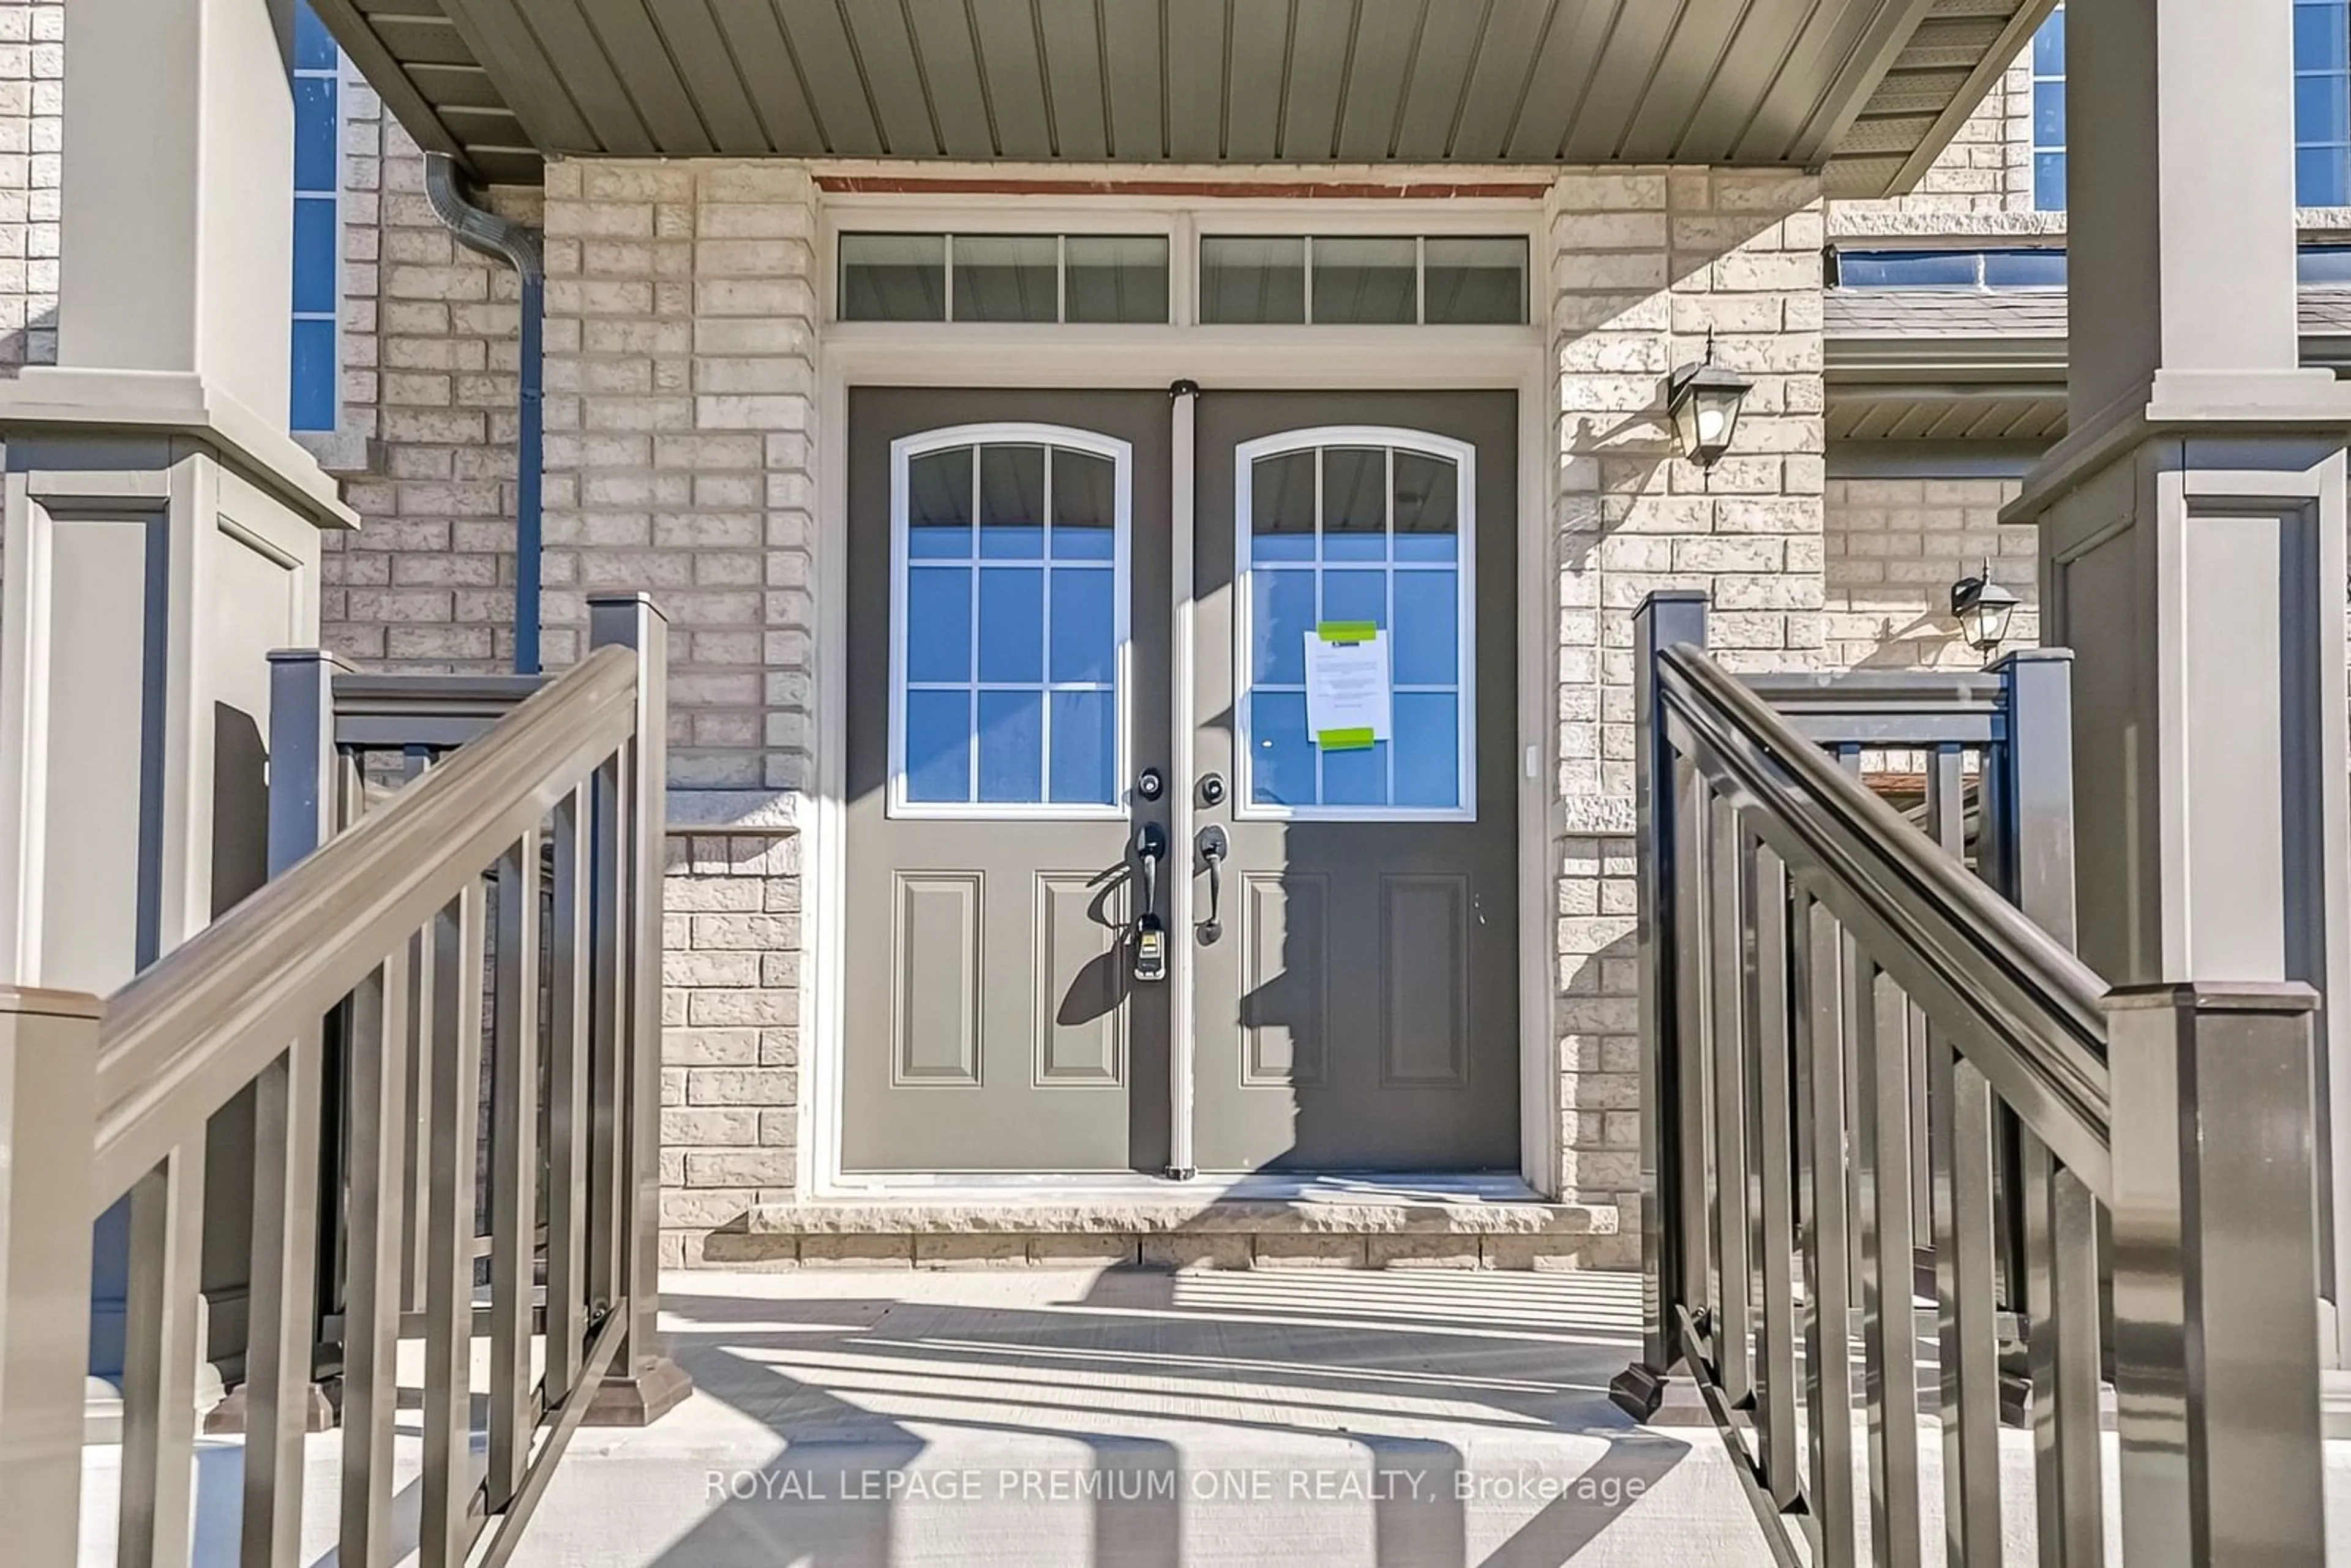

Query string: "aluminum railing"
[0, 593, 684, 1567]
[1611, 590, 2327, 1566]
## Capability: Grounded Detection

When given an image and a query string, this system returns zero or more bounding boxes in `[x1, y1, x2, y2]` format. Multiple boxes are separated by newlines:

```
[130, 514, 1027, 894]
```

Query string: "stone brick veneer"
[1823, 476, 2040, 670]
[1547, 167, 1827, 1266]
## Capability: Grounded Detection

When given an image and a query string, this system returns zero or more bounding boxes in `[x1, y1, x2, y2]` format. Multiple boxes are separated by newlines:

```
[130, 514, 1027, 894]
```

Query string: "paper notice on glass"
[1305, 621, 1391, 751]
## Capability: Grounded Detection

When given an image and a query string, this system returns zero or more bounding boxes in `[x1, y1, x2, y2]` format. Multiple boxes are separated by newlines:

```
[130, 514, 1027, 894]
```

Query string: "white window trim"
[1231, 424, 1478, 824]
[886, 420, 1134, 821]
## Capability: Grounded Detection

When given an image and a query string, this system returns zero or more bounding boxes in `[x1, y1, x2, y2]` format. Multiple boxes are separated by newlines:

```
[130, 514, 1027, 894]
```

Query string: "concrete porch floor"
[72, 1266, 2351, 1566]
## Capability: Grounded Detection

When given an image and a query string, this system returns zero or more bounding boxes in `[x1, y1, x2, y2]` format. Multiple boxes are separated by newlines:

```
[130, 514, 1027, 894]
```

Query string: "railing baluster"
[1794, 896, 1856, 1567]
[490, 828, 544, 1506]
[340, 948, 411, 1568]
[588, 749, 627, 1329]
[1930, 1038, 2003, 1568]
[2023, 1136, 2103, 1568]
[117, 1141, 204, 1568]
[403, 922, 435, 1315]
[424, 883, 488, 1567]
[242, 1019, 326, 1568]
[1748, 845, 1800, 1508]
[1674, 758, 1715, 1356]
[545, 786, 591, 1395]
[1709, 797, 1752, 1405]
[1855, 964, 1922, 1568]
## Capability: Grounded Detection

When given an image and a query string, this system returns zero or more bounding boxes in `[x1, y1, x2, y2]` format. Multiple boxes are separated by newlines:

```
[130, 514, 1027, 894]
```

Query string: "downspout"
[423, 152, 546, 674]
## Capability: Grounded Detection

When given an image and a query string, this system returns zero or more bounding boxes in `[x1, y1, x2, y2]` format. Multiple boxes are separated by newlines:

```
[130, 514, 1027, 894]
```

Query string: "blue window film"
[2300, 2, 2348, 72]
[904, 568, 971, 683]
[292, 198, 337, 314]
[2302, 73, 2350, 145]
[977, 567, 1043, 683]
[905, 691, 973, 802]
[290, 318, 337, 432]
[1393, 694, 1460, 809]
[2303, 245, 2351, 282]
[1979, 250, 2068, 288]
[1837, 250, 1979, 288]
[1251, 570, 1314, 686]
[1321, 742, 1386, 808]
[293, 77, 337, 193]
[1319, 569, 1385, 630]
[1391, 571, 1458, 686]
[976, 690, 1043, 802]
[2034, 81, 2066, 148]
[2033, 7, 2063, 73]
[2034, 154, 2068, 213]
[1250, 692, 1314, 806]
[2304, 147, 2351, 208]
[1392, 451, 1457, 563]
[1048, 691, 1116, 804]
[295, 4, 339, 68]
[1048, 567, 1116, 685]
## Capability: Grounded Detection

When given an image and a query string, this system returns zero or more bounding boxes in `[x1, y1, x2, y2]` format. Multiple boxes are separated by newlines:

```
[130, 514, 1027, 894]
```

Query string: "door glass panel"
[905, 690, 973, 802]
[1238, 435, 1472, 817]
[1251, 450, 1318, 561]
[1052, 450, 1117, 558]
[896, 433, 1127, 813]
[977, 689, 1044, 800]
[907, 446, 973, 557]
[980, 445, 1046, 557]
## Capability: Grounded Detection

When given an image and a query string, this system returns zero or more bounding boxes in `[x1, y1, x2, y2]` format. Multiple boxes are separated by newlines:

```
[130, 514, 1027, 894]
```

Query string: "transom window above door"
[840, 233, 1171, 323]
[890, 426, 1130, 817]
[1199, 236, 1528, 324]
[1235, 429, 1477, 820]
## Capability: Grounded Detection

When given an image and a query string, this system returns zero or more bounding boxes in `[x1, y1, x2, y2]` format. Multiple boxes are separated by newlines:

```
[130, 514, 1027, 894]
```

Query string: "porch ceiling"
[312, 0, 2050, 194]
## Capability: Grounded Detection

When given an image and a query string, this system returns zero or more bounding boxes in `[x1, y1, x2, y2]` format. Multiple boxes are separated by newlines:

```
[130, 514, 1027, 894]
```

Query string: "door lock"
[1198, 772, 1227, 808]
[1196, 825, 1229, 945]
[1131, 822, 1169, 982]
[1136, 767, 1165, 801]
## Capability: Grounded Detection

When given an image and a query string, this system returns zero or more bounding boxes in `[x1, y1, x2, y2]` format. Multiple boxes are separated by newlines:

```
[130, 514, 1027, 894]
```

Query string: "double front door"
[842, 387, 1517, 1175]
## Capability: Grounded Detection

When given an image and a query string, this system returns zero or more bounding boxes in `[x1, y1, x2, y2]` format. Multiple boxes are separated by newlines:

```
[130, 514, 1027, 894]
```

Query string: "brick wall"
[659, 833, 801, 1266]
[0, 0, 60, 373]
[1547, 167, 1826, 1259]
[1823, 476, 2039, 669]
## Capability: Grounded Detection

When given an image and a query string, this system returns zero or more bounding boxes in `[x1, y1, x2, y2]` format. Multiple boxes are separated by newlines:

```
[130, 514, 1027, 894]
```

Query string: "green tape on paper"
[1316, 726, 1375, 751]
[1315, 620, 1378, 643]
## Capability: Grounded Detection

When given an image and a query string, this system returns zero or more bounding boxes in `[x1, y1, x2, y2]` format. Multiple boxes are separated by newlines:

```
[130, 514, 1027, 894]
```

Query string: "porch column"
[2006, 0, 2351, 1362]
[0, 0, 351, 1407]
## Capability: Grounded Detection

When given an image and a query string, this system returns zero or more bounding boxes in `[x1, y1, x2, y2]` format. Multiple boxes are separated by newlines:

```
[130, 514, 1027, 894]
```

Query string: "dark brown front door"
[1189, 391, 1520, 1171]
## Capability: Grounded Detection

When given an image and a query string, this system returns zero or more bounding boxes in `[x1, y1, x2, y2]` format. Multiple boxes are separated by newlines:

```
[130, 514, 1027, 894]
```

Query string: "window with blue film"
[2032, 6, 2066, 211]
[2037, 1, 2351, 209]
[290, 2, 339, 432]
[2300, 1, 2351, 204]
[898, 441, 1123, 809]
[1242, 442, 1470, 815]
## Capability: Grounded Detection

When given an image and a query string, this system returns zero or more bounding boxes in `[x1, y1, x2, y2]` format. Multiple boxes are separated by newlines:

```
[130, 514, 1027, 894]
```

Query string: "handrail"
[1618, 590, 2327, 1568]
[1660, 642, 2114, 1190]
[89, 645, 636, 1204]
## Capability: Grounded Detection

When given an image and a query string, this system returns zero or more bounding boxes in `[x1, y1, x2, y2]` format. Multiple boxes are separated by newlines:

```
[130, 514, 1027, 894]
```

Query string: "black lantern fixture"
[1949, 557, 2020, 655]
[1664, 329, 1753, 469]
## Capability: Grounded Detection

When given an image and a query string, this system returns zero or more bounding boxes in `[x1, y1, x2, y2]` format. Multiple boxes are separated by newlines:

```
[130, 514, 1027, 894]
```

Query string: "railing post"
[583, 593, 690, 1426]
[1611, 590, 1710, 1422]
[2105, 981, 2327, 1567]
[0, 985, 101, 1565]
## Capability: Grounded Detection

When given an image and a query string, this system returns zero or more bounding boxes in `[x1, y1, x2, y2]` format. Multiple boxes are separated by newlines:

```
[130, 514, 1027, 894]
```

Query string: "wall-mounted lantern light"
[1949, 558, 2020, 654]
[1665, 331, 1752, 469]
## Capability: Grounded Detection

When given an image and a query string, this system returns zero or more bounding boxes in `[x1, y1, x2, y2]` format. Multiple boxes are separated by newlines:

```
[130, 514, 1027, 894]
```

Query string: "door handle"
[1196, 825, 1228, 944]
[1132, 822, 1169, 981]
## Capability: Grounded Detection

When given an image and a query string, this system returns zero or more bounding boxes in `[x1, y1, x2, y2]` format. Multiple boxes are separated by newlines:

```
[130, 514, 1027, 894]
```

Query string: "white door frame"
[802, 203, 1555, 1197]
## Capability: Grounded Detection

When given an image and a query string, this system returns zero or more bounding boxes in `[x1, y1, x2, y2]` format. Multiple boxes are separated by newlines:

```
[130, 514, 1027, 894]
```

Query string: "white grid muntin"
[1231, 424, 1479, 823]
[887, 421, 1134, 820]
